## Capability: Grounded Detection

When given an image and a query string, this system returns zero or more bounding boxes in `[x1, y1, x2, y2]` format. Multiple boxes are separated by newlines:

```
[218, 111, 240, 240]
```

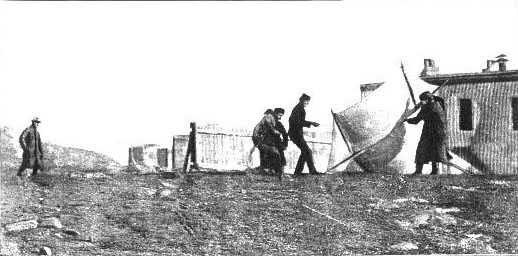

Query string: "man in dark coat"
[288, 93, 322, 176]
[272, 108, 289, 179]
[18, 117, 44, 177]
[252, 109, 281, 174]
[405, 92, 450, 175]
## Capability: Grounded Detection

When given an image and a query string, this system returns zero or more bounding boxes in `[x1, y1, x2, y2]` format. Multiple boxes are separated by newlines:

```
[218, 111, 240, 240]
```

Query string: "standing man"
[288, 93, 322, 176]
[405, 91, 450, 175]
[252, 109, 280, 173]
[272, 108, 289, 179]
[18, 117, 44, 177]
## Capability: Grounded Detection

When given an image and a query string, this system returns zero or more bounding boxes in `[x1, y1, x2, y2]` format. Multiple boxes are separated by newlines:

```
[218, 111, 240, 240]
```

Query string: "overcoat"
[406, 99, 449, 164]
[19, 125, 44, 169]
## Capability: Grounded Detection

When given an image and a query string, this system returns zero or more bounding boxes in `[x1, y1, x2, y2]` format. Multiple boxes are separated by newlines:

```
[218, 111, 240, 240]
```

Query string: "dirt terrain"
[1, 168, 518, 255]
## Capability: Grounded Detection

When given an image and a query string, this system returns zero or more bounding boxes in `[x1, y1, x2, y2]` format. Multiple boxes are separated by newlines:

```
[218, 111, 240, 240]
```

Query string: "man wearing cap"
[405, 91, 450, 175]
[17, 117, 44, 177]
[288, 93, 322, 176]
[252, 109, 281, 173]
[270, 108, 289, 179]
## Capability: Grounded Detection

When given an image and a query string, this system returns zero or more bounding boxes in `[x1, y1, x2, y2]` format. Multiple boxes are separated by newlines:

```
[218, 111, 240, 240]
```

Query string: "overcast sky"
[1, 0, 517, 164]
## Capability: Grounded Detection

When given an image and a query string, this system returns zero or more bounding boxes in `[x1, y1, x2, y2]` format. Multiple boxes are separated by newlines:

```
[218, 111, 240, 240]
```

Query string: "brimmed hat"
[273, 108, 285, 114]
[31, 117, 41, 123]
[419, 91, 434, 101]
[299, 93, 311, 101]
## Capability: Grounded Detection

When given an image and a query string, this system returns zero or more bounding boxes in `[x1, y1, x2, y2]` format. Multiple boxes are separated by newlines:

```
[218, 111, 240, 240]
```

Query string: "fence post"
[183, 122, 200, 172]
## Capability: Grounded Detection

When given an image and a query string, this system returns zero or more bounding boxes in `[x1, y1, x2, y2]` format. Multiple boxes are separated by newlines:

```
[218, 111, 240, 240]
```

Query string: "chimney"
[420, 59, 439, 77]
[482, 60, 496, 72]
[496, 54, 508, 72]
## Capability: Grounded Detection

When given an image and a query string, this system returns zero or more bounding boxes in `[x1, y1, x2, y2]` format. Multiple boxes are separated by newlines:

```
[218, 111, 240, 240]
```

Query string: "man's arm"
[19, 128, 28, 151]
[38, 132, 43, 158]
[405, 110, 423, 125]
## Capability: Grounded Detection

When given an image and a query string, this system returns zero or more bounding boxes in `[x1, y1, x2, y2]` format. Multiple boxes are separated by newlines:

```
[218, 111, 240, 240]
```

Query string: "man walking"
[405, 91, 450, 175]
[252, 109, 281, 174]
[18, 117, 44, 177]
[272, 108, 289, 179]
[288, 93, 322, 176]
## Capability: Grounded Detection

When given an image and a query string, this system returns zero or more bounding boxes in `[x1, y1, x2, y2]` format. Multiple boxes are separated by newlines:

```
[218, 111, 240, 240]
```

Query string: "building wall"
[437, 81, 518, 174]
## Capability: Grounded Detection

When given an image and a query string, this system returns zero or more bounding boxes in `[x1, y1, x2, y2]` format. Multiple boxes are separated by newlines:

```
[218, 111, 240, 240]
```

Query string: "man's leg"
[430, 162, 439, 175]
[298, 140, 318, 174]
[413, 163, 424, 175]
[32, 166, 38, 176]
[17, 165, 25, 177]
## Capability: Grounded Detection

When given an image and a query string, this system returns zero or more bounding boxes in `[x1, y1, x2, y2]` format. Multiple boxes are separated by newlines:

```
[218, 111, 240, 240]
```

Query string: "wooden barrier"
[172, 123, 332, 173]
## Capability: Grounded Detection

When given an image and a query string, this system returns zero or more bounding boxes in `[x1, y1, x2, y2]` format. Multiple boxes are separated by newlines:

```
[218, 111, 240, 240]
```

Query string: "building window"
[459, 99, 473, 131]
[513, 98, 518, 131]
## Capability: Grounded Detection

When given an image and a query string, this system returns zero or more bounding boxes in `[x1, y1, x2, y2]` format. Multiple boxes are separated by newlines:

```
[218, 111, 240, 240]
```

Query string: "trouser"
[292, 138, 317, 175]
[17, 165, 40, 176]
[415, 162, 439, 175]
[257, 143, 282, 174]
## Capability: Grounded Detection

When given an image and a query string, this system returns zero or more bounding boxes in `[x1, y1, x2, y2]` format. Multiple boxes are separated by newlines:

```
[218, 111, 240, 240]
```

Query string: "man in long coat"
[288, 93, 322, 176]
[405, 92, 450, 175]
[271, 108, 289, 179]
[18, 117, 44, 177]
[252, 109, 281, 174]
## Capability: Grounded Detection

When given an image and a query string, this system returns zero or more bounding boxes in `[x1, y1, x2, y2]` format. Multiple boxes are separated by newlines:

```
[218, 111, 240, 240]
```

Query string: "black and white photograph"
[1, 0, 518, 255]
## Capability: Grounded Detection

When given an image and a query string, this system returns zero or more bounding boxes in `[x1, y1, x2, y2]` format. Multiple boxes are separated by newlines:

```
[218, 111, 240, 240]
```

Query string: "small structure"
[128, 144, 170, 172]
[420, 56, 518, 174]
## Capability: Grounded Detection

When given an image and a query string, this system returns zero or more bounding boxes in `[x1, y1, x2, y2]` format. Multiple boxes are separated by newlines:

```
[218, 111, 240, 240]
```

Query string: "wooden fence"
[172, 123, 332, 173]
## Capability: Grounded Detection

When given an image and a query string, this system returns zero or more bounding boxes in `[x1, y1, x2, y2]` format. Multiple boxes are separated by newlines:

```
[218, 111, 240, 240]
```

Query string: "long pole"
[401, 62, 417, 105]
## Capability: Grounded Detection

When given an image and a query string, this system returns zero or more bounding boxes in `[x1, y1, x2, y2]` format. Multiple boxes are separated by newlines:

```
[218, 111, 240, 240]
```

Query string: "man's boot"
[430, 162, 439, 175]
[411, 164, 423, 175]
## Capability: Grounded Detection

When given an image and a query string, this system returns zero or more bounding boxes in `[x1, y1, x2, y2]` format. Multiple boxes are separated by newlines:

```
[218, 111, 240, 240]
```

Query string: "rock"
[395, 220, 412, 230]
[432, 214, 457, 226]
[0, 241, 20, 256]
[54, 233, 64, 239]
[69, 172, 83, 178]
[39, 217, 63, 229]
[391, 242, 418, 251]
[63, 229, 80, 236]
[92, 173, 107, 179]
[39, 246, 52, 255]
[435, 207, 461, 214]
[162, 172, 179, 179]
[412, 213, 431, 227]
[137, 187, 157, 196]
[160, 181, 175, 188]
[4, 219, 38, 232]
[459, 238, 496, 254]
[158, 189, 172, 198]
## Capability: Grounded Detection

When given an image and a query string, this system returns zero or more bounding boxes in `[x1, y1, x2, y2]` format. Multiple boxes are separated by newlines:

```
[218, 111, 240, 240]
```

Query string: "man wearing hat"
[17, 117, 44, 177]
[271, 108, 289, 179]
[405, 92, 450, 175]
[288, 93, 322, 176]
[252, 109, 281, 173]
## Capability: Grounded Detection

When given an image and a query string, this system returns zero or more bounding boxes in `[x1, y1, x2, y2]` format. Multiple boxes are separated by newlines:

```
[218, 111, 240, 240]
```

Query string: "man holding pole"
[405, 91, 450, 175]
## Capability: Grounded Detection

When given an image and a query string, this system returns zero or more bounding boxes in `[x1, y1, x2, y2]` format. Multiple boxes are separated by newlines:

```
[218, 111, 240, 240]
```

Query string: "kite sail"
[327, 72, 480, 175]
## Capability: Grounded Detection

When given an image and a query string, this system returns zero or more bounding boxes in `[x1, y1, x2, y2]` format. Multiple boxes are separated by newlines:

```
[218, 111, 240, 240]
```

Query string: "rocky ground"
[1, 168, 518, 255]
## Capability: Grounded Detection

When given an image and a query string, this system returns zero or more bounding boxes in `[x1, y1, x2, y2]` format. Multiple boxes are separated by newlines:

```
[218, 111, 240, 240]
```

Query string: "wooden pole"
[190, 122, 199, 170]
[401, 62, 417, 106]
